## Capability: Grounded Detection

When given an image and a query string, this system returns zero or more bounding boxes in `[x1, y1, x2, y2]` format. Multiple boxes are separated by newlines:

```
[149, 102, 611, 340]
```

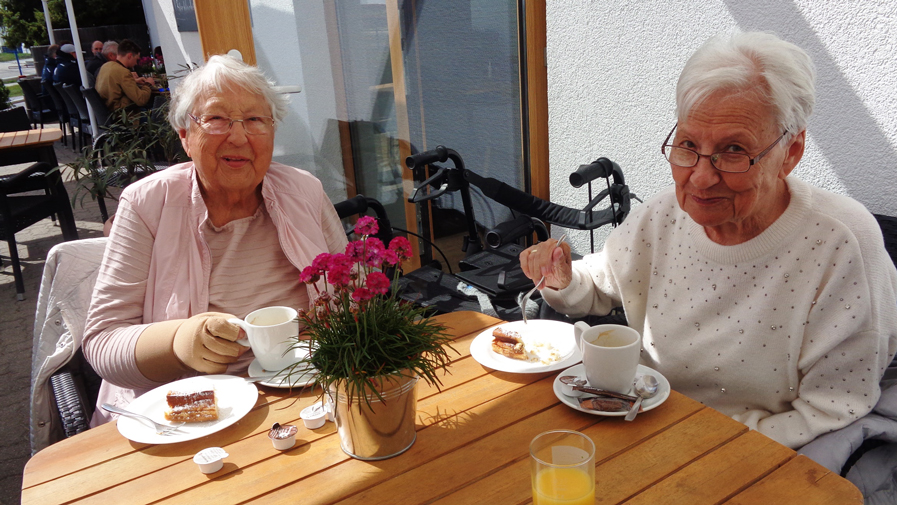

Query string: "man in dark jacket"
[85, 40, 107, 75]
[53, 43, 81, 86]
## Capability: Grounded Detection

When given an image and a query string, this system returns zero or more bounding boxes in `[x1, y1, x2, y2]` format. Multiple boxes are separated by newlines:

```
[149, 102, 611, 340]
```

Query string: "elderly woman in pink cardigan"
[83, 55, 347, 425]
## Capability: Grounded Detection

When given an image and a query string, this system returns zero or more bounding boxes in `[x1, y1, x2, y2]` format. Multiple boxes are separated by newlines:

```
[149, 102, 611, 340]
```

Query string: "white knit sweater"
[543, 176, 897, 448]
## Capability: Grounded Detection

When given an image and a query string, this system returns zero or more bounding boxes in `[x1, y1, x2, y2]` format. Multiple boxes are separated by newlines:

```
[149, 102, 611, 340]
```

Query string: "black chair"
[53, 82, 83, 152]
[80, 87, 112, 129]
[17, 78, 56, 129]
[63, 84, 93, 148]
[0, 162, 79, 300]
[42, 81, 70, 147]
[0, 106, 32, 133]
[17, 79, 54, 128]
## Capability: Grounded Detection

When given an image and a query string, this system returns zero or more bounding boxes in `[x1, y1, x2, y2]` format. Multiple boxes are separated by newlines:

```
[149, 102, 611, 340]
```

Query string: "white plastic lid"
[194, 447, 228, 465]
[300, 403, 326, 420]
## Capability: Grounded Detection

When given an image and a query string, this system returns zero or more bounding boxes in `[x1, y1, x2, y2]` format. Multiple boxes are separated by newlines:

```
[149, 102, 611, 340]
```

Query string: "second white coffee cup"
[573, 322, 641, 394]
[229, 306, 300, 372]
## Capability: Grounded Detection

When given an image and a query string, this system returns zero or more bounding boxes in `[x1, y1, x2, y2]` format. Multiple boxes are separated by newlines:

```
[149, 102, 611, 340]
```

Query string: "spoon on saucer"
[624, 374, 659, 421]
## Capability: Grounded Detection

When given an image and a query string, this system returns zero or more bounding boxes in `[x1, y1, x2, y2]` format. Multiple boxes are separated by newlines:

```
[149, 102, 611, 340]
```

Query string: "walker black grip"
[569, 158, 617, 188]
[486, 215, 535, 248]
[334, 194, 369, 219]
[405, 145, 449, 169]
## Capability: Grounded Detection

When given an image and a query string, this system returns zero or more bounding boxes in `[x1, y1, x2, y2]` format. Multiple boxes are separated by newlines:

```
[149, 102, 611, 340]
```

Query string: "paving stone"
[0, 141, 120, 505]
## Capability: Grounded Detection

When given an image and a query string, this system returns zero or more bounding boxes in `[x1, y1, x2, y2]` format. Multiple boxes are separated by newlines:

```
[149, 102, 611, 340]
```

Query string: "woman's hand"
[173, 312, 248, 374]
[519, 238, 573, 290]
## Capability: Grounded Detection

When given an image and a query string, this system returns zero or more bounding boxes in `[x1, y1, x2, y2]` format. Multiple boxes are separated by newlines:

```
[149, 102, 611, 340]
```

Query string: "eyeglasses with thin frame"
[661, 124, 788, 173]
[188, 113, 275, 135]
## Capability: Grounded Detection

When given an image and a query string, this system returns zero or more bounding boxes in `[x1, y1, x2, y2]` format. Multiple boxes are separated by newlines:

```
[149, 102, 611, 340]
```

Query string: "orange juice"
[532, 467, 595, 505]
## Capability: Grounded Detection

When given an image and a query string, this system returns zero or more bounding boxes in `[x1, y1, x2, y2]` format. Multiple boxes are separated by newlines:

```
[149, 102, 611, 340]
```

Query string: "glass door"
[330, 0, 527, 268]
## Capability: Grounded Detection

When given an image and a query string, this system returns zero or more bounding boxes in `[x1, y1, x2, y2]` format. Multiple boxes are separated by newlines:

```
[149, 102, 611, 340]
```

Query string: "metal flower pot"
[329, 372, 418, 460]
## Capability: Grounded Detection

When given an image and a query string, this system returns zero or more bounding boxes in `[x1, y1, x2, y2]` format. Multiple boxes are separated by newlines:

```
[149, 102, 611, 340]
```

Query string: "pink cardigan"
[83, 162, 346, 423]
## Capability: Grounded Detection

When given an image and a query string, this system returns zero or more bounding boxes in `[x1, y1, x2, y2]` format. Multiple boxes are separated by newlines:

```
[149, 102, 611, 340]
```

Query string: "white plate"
[116, 375, 258, 444]
[470, 320, 582, 373]
[248, 358, 316, 389]
[553, 364, 670, 416]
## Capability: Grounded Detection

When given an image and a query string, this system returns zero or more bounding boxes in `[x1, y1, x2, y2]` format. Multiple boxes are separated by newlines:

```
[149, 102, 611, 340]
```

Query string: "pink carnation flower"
[311, 253, 332, 271]
[351, 287, 374, 302]
[382, 249, 399, 266]
[345, 240, 366, 262]
[299, 265, 320, 284]
[389, 236, 413, 260]
[366, 271, 390, 295]
[364, 238, 386, 267]
[355, 216, 379, 236]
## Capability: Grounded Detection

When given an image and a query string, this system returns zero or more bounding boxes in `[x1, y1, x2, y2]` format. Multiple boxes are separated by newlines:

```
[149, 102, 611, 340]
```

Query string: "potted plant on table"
[290, 216, 454, 460]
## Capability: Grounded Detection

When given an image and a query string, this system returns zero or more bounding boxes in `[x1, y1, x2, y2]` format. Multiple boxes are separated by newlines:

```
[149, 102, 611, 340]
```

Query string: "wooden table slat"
[591, 406, 747, 504]
[344, 391, 706, 505]
[625, 429, 794, 505]
[724, 455, 863, 505]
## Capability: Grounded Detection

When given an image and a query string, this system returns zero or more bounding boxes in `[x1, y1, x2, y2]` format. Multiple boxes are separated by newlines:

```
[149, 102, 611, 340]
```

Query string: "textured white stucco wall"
[547, 0, 897, 255]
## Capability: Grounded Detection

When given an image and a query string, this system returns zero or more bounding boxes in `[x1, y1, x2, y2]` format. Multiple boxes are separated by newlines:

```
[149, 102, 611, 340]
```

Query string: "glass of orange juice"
[530, 430, 595, 505]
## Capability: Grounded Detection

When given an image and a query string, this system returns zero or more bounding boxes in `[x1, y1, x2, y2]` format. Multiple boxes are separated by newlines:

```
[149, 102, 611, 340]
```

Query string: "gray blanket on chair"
[799, 377, 897, 504]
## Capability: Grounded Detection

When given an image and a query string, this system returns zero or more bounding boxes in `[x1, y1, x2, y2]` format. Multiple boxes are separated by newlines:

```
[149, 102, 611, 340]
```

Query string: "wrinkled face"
[669, 90, 804, 243]
[92, 41, 103, 55]
[179, 86, 275, 201]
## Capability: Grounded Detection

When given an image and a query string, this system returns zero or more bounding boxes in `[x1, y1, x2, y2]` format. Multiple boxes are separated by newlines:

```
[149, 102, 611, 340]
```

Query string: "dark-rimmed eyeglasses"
[661, 124, 788, 173]
[188, 113, 275, 135]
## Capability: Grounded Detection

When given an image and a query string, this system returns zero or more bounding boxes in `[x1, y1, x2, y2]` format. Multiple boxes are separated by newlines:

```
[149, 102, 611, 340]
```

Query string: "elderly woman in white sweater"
[522, 31, 897, 449]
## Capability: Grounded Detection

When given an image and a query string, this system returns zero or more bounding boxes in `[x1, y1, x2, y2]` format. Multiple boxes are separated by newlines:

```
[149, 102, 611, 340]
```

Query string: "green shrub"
[0, 83, 11, 110]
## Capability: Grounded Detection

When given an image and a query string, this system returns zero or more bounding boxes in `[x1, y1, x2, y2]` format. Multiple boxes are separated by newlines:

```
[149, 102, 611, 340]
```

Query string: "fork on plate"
[101, 403, 186, 435]
[520, 234, 567, 324]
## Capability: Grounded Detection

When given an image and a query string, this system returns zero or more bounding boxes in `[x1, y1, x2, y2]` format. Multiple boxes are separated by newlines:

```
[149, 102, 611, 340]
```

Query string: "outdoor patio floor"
[0, 136, 119, 505]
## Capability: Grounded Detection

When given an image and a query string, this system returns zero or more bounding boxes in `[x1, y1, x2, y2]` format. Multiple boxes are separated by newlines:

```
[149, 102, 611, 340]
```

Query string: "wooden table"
[0, 127, 61, 167]
[22, 312, 861, 504]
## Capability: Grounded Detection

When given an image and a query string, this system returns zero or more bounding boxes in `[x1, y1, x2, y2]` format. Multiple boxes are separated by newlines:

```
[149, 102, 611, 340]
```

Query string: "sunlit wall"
[547, 1, 897, 254]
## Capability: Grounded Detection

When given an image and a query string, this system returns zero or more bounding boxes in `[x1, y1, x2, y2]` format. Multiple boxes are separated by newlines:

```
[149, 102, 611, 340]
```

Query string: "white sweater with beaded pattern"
[542, 176, 897, 449]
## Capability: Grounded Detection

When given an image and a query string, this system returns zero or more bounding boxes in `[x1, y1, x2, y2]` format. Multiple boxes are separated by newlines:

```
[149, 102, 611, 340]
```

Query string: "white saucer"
[553, 364, 670, 417]
[248, 359, 316, 389]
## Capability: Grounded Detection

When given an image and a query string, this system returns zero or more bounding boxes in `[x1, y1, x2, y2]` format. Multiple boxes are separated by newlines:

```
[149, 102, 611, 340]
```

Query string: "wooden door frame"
[193, 0, 257, 65]
[524, 0, 549, 202]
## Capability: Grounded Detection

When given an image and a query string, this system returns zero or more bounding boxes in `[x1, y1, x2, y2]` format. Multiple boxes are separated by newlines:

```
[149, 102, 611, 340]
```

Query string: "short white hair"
[168, 55, 290, 132]
[676, 31, 816, 136]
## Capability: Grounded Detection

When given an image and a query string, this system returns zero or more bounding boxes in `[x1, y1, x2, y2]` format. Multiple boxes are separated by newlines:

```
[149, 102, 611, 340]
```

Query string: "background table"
[0, 127, 61, 167]
[22, 311, 861, 504]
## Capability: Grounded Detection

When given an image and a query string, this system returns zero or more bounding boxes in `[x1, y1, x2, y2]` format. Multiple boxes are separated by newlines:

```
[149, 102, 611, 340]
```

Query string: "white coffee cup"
[572, 322, 641, 394]
[228, 306, 300, 372]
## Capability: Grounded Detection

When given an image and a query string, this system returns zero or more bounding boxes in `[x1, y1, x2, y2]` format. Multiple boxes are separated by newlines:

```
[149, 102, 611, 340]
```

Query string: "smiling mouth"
[690, 194, 726, 205]
[222, 156, 248, 162]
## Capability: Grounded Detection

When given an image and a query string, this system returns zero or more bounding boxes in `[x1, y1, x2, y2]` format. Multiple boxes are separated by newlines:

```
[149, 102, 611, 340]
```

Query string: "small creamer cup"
[229, 306, 300, 372]
[268, 423, 298, 450]
[573, 322, 641, 394]
[300, 403, 327, 430]
[194, 447, 227, 474]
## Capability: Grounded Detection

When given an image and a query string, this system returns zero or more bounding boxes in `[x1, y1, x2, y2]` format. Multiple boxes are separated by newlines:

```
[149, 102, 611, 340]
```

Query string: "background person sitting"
[53, 42, 81, 86]
[40, 44, 59, 93]
[95, 39, 155, 112]
[85, 39, 108, 75]
[92, 41, 118, 79]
